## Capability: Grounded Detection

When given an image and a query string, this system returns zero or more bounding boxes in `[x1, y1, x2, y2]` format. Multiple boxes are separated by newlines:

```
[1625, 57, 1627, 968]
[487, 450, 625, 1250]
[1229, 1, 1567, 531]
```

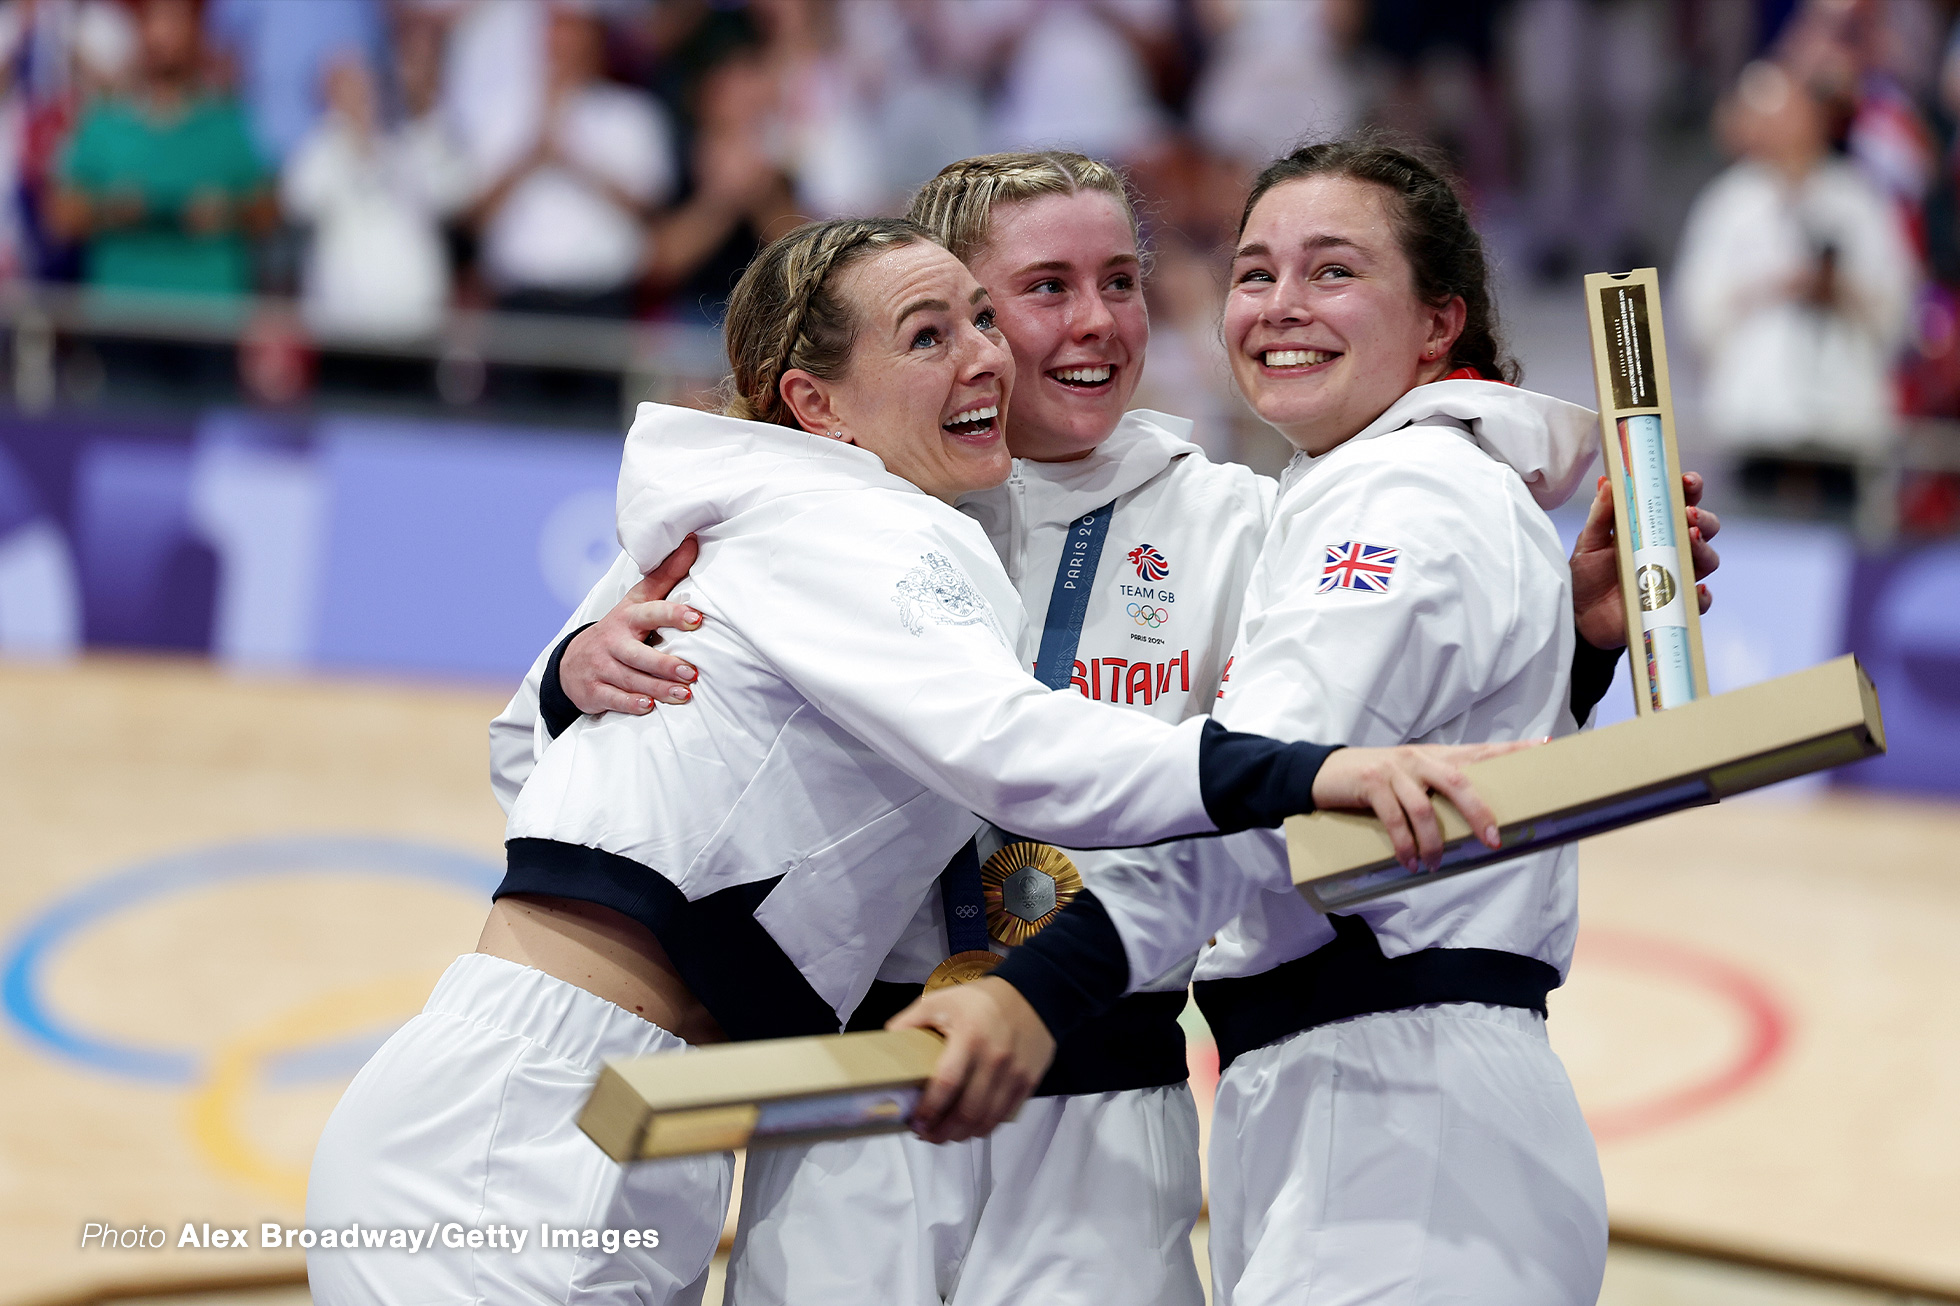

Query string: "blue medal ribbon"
[938, 499, 1116, 960]
[939, 837, 990, 955]
[1031, 499, 1117, 691]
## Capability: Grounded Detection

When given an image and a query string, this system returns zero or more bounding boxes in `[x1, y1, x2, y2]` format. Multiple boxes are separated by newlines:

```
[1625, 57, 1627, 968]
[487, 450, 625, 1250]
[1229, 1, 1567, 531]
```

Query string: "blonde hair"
[906, 150, 1142, 266]
[722, 217, 933, 428]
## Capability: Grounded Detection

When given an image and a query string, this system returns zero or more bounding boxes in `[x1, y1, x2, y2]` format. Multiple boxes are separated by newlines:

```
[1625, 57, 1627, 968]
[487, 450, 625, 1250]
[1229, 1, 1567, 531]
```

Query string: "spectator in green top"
[46, 0, 274, 298]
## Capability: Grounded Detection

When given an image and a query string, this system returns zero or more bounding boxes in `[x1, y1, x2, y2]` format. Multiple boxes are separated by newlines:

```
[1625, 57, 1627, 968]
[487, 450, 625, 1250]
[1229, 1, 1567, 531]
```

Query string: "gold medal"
[924, 950, 1002, 993]
[981, 842, 1083, 946]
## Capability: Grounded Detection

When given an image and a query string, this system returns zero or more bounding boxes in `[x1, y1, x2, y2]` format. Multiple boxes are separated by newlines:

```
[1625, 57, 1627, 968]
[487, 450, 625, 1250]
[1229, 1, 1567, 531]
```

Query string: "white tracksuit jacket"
[871, 410, 1274, 990]
[500, 404, 1277, 1027]
[716, 414, 1274, 1306]
[1072, 381, 1597, 995]
[493, 410, 1276, 998]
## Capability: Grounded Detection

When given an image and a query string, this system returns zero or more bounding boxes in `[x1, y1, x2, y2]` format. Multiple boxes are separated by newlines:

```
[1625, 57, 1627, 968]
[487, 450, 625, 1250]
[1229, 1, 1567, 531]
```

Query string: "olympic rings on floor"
[1, 836, 500, 1085]
[187, 969, 446, 1204]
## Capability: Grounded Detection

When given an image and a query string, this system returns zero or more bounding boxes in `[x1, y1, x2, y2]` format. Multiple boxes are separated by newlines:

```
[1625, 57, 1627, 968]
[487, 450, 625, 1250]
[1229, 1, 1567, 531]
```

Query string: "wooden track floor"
[0, 658, 1953, 1304]
[0, 658, 510, 1304]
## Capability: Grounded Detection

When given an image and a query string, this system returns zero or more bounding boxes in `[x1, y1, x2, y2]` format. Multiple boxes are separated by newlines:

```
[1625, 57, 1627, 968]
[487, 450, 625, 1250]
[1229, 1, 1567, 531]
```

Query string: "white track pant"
[306, 953, 733, 1306]
[1207, 1003, 1607, 1306]
[726, 1084, 1204, 1306]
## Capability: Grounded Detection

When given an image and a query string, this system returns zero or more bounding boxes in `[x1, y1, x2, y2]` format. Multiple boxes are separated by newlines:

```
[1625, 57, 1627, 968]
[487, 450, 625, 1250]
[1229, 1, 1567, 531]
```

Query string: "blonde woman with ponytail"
[310, 216, 1512, 1306]
[724, 152, 1276, 1306]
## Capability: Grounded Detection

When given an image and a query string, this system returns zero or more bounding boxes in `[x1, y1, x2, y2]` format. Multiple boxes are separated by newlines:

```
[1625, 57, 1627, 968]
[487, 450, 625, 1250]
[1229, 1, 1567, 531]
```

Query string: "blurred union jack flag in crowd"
[1128, 544, 1169, 581]
[1318, 541, 1398, 594]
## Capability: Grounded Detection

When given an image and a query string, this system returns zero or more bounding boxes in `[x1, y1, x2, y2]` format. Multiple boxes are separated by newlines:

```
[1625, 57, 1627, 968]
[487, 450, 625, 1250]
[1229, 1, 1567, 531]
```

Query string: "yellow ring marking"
[186, 970, 441, 1206]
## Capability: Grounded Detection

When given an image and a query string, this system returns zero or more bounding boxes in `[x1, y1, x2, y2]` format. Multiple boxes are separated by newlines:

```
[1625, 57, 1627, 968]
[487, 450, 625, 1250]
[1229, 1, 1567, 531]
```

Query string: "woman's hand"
[561, 536, 704, 715]
[887, 977, 1055, 1145]
[1572, 471, 1721, 650]
[1310, 740, 1541, 872]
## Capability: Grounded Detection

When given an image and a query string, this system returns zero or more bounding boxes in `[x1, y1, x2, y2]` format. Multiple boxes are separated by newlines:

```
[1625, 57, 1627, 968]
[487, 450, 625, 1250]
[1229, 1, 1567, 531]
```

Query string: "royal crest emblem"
[1128, 544, 1169, 582]
[893, 552, 994, 636]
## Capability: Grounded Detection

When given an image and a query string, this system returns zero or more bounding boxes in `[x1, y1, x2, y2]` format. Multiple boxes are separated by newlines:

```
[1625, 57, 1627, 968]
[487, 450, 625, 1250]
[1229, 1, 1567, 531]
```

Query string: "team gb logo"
[1128, 544, 1169, 582]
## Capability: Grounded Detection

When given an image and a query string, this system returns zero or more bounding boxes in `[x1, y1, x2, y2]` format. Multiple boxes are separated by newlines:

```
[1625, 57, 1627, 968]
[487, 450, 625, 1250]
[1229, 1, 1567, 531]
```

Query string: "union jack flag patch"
[1318, 541, 1398, 594]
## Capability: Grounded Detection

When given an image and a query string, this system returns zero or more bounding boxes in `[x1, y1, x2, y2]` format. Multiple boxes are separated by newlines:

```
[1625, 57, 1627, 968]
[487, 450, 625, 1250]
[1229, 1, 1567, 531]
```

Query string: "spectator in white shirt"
[470, 4, 676, 317]
[282, 34, 471, 342]
[1192, 0, 1360, 169]
[1675, 60, 1916, 488]
[980, 0, 1174, 161]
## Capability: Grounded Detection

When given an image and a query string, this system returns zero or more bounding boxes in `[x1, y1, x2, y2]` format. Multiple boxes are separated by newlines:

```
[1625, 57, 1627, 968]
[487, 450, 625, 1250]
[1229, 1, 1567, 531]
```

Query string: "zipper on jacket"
[1005, 462, 1026, 582]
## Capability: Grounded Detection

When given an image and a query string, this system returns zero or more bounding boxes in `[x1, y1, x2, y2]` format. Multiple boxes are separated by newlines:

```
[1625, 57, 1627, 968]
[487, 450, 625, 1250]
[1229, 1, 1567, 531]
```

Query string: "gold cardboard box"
[1287, 655, 1884, 912]
[579, 1027, 943, 1162]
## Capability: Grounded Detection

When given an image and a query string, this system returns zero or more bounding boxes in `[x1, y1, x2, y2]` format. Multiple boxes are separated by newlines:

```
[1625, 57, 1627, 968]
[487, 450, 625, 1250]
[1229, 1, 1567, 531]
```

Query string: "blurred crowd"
[3, 0, 1960, 514]
[0, 0, 1383, 349]
[1669, 0, 1959, 529]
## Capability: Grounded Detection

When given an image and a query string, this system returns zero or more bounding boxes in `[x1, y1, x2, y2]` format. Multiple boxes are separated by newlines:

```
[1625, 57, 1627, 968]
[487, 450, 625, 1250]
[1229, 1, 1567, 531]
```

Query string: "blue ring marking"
[1, 836, 501, 1085]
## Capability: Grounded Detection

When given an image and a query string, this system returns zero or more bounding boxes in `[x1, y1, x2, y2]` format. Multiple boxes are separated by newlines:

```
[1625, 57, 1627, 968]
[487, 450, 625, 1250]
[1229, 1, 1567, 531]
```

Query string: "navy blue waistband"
[849, 981, 1190, 1097]
[499, 838, 839, 1043]
[1192, 914, 1560, 1072]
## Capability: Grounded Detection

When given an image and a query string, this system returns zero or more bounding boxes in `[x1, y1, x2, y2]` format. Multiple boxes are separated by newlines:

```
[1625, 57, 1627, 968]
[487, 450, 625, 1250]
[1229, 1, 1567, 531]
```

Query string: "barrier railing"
[2, 280, 1956, 542]
[0, 281, 729, 426]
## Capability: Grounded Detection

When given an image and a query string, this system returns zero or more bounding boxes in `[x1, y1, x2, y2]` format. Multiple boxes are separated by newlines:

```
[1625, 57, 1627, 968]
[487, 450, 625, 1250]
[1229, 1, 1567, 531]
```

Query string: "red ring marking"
[1572, 928, 1792, 1143]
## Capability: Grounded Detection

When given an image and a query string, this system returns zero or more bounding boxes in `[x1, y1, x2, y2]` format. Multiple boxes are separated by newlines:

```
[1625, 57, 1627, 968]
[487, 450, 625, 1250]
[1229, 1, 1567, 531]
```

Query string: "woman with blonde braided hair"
[312, 214, 1517, 1306]
[511, 154, 1276, 1305]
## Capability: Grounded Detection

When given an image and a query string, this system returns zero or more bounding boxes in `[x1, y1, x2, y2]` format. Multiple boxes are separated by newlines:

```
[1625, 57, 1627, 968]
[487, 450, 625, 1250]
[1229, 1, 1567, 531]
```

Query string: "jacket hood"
[959, 408, 1202, 525]
[615, 402, 921, 570]
[1025, 408, 1204, 512]
[1297, 380, 1598, 510]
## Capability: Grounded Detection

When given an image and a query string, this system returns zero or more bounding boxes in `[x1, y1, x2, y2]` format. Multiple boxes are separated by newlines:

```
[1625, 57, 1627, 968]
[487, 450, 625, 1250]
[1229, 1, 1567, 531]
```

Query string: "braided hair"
[722, 217, 934, 429]
[1238, 138, 1519, 384]
[907, 150, 1143, 268]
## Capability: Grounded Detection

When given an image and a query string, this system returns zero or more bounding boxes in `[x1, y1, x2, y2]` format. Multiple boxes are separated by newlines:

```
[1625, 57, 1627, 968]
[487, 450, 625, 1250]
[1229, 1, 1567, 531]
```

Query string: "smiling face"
[963, 191, 1148, 462]
[782, 241, 1015, 502]
[1225, 175, 1465, 456]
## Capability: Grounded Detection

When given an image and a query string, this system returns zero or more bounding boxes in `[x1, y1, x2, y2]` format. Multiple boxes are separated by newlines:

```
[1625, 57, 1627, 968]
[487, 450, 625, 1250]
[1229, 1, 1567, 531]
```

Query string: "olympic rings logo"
[1127, 603, 1168, 628]
[1, 836, 500, 1203]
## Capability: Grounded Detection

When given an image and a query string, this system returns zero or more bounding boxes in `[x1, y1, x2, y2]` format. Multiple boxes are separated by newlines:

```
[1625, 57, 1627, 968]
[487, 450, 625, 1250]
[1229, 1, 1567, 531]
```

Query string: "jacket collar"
[1277, 380, 1597, 510]
[959, 408, 1201, 528]
[615, 402, 926, 571]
